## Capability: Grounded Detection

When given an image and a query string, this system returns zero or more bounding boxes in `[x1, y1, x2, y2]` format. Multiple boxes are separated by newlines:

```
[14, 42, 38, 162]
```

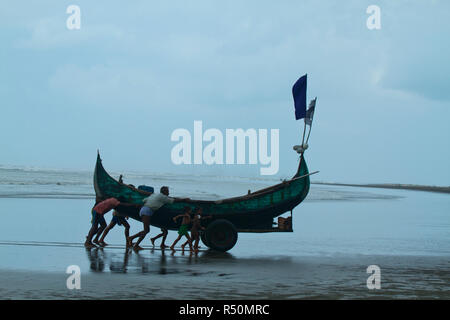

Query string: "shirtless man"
[170, 206, 193, 251]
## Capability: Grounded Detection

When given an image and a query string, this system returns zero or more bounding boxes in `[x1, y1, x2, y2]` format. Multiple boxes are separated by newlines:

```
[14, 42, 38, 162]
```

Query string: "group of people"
[84, 186, 210, 252]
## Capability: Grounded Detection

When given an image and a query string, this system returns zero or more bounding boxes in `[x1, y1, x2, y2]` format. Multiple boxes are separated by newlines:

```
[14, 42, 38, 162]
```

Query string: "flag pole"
[305, 120, 313, 145]
[304, 125, 313, 156]
[301, 122, 307, 149]
[297, 119, 307, 175]
[305, 97, 317, 145]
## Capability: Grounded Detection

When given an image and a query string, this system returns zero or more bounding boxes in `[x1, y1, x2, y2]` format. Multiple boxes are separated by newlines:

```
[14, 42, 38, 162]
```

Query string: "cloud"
[14, 18, 125, 49]
[47, 64, 164, 109]
[378, 0, 450, 101]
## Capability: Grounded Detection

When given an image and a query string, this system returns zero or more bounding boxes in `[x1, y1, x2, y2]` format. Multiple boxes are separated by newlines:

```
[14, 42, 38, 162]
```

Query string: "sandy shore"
[0, 251, 448, 299]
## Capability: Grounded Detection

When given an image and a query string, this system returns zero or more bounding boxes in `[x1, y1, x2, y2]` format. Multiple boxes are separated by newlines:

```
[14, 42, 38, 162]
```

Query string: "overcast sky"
[1, 0, 449, 185]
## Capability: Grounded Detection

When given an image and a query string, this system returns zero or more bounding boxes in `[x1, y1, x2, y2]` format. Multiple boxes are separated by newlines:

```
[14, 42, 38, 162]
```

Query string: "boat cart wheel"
[204, 219, 238, 252]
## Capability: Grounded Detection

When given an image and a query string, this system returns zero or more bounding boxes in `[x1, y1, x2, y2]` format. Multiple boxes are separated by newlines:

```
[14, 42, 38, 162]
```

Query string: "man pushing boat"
[129, 186, 188, 251]
[97, 209, 131, 247]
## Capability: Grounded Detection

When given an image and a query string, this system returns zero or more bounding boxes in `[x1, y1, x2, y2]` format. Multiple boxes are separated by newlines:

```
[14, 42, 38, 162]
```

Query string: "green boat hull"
[93, 154, 310, 231]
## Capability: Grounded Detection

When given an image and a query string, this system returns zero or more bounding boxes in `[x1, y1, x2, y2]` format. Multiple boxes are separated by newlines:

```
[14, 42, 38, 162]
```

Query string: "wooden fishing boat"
[93, 152, 315, 252]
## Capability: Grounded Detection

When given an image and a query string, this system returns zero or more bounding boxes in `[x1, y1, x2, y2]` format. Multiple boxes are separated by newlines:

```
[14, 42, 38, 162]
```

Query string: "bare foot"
[160, 244, 168, 249]
[84, 242, 95, 248]
[170, 246, 175, 251]
[99, 241, 108, 247]
[133, 245, 144, 251]
[150, 238, 155, 246]
[93, 239, 100, 245]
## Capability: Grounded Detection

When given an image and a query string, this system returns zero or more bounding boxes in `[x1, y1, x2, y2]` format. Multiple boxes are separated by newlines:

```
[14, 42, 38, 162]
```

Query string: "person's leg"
[133, 215, 151, 250]
[99, 221, 116, 245]
[184, 233, 193, 250]
[181, 239, 189, 250]
[130, 207, 149, 244]
[85, 223, 98, 247]
[170, 235, 182, 250]
[160, 229, 168, 248]
[181, 230, 192, 249]
[129, 230, 141, 242]
[122, 220, 131, 247]
[85, 211, 100, 247]
[193, 234, 200, 251]
[93, 216, 107, 245]
[150, 231, 163, 246]
[195, 238, 201, 251]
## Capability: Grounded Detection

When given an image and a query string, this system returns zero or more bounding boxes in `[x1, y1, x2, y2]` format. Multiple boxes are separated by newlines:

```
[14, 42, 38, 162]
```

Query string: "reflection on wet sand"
[85, 247, 235, 275]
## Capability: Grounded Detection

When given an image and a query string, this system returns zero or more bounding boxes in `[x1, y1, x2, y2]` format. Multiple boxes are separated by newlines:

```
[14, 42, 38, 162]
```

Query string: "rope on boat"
[290, 171, 319, 181]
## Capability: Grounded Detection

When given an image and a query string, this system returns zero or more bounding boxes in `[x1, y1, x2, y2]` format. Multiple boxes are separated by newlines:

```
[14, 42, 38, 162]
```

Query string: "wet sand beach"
[0, 249, 448, 299]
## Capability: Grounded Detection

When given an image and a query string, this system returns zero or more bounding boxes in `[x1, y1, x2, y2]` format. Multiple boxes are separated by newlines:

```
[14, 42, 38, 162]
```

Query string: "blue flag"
[292, 74, 307, 120]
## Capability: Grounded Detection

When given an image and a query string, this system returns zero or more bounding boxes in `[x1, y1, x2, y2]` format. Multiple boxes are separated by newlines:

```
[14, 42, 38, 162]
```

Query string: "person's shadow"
[158, 248, 167, 275]
[109, 249, 131, 273]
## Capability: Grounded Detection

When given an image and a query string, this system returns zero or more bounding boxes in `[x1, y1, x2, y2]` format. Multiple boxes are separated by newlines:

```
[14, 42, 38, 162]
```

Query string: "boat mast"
[295, 97, 316, 177]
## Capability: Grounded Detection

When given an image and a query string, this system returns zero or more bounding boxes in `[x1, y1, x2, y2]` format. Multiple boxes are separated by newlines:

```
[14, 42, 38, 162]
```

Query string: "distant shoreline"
[312, 182, 450, 194]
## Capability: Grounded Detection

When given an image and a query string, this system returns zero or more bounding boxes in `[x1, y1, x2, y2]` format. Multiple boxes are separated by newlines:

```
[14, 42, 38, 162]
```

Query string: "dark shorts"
[91, 209, 106, 226]
[111, 215, 127, 226]
[178, 224, 189, 236]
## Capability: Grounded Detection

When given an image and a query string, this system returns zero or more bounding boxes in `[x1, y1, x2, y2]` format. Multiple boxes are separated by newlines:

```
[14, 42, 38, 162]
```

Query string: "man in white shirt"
[130, 186, 184, 250]
[142, 187, 175, 212]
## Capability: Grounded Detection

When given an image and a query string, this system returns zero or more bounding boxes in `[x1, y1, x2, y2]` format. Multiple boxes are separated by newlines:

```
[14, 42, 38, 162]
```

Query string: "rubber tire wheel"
[204, 219, 238, 252]
[200, 231, 210, 248]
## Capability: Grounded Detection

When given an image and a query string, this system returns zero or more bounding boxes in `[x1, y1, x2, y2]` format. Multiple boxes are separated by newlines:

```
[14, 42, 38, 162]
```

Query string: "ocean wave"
[0, 181, 88, 186]
[0, 192, 94, 199]
[0, 188, 401, 202]
[0, 165, 404, 201]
